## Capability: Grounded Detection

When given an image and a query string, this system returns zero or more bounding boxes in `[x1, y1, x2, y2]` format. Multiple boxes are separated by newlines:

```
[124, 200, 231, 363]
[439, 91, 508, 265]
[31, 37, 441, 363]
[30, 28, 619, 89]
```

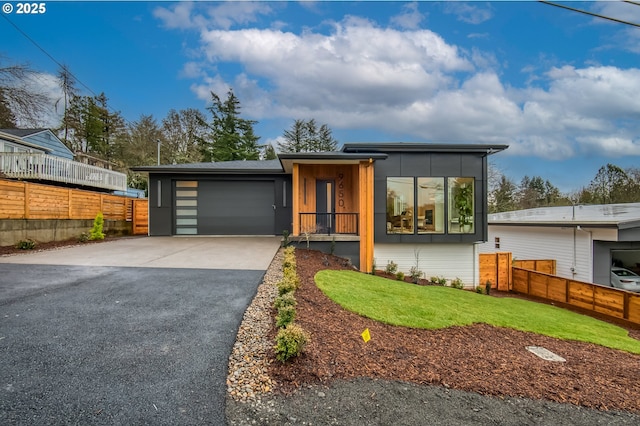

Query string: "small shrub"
[283, 255, 296, 270]
[276, 305, 296, 328]
[274, 292, 297, 310]
[409, 266, 422, 283]
[430, 276, 447, 286]
[277, 278, 297, 296]
[282, 268, 300, 289]
[371, 258, 376, 275]
[15, 239, 36, 250]
[330, 237, 336, 255]
[396, 271, 405, 281]
[485, 280, 492, 295]
[275, 324, 310, 362]
[78, 232, 89, 243]
[451, 277, 464, 289]
[476, 286, 485, 294]
[282, 230, 290, 247]
[385, 261, 398, 275]
[89, 212, 105, 241]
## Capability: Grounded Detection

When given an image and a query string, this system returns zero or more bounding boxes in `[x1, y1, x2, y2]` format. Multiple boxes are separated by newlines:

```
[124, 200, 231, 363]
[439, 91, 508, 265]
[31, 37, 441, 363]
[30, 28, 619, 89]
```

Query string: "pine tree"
[278, 119, 339, 153]
[201, 89, 260, 162]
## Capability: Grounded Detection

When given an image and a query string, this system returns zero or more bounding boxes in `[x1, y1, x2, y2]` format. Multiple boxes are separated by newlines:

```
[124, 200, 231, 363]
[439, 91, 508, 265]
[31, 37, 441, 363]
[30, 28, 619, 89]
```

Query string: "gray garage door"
[196, 180, 275, 235]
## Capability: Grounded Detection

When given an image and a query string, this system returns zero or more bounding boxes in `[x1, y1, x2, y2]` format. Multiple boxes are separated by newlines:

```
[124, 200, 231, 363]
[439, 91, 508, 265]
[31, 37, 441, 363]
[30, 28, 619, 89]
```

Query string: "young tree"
[201, 89, 260, 162]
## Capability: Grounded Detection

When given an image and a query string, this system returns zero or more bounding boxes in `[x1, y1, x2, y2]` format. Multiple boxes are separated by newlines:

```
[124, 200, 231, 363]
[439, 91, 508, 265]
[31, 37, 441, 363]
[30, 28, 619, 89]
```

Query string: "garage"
[135, 160, 291, 237]
[196, 180, 276, 235]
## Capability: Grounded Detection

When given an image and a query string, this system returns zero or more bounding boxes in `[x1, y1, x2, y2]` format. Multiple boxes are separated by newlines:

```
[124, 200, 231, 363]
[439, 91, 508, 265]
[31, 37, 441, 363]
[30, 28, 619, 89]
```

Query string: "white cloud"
[443, 2, 493, 25]
[158, 7, 640, 162]
[154, 1, 272, 30]
[390, 2, 425, 30]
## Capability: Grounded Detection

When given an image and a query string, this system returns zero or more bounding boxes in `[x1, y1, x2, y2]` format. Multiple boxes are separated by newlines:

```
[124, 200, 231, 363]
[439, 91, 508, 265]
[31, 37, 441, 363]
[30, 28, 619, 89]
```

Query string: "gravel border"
[225, 249, 640, 425]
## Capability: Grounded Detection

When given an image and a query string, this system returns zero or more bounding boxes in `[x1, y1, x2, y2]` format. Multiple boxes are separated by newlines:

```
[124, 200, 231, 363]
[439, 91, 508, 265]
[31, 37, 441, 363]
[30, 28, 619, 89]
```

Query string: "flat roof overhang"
[342, 142, 508, 155]
[278, 152, 388, 173]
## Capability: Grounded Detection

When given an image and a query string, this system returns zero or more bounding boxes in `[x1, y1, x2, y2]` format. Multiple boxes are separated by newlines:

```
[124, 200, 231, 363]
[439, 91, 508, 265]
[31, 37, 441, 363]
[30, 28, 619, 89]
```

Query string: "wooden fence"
[513, 267, 640, 326]
[0, 179, 148, 235]
[479, 253, 557, 291]
[479, 252, 512, 291]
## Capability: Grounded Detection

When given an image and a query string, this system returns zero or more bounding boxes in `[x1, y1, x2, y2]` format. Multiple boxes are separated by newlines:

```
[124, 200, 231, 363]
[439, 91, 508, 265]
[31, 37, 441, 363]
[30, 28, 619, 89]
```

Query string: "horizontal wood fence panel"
[27, 185, 70, 219]
[593, 287, 625, 319]
[547, 276, 567, 302]
[512, 268, 529, 293]
[513, 259, 556, 275]
[512, 267, 640, 326]
[0, 179, 147, 227]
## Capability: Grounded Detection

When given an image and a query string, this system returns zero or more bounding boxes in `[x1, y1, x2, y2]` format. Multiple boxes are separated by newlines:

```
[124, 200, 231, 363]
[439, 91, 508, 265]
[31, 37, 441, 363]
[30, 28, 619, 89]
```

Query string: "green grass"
[315, 270, 640, 354]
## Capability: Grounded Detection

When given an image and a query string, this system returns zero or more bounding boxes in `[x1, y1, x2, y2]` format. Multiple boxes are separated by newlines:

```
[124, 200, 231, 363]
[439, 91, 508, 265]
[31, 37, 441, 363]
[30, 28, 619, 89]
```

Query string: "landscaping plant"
[385, 260, 398, 275]
[275, 324, 310, 362]
[276, 305, 296, 328]
[89, 212, 105, 240]
[15, 239, 36, 250]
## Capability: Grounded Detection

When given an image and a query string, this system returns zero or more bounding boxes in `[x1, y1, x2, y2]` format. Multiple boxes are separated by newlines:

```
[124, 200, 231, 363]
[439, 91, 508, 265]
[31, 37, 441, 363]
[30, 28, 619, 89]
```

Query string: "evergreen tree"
[263, 143, 277, 160]
[0, 89, 16, 128]
[201, 89, 260, 162]
[278, 118, 338, 153]
[490, 175, 517, 213]
[278, 119, 307, 152]
[588, 164, 631, 204]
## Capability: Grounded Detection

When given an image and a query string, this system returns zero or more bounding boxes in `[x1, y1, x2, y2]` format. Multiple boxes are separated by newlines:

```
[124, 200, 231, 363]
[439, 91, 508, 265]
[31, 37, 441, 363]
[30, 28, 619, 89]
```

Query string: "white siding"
[480, 225, 593, 282]
[374, 243, 477, 287]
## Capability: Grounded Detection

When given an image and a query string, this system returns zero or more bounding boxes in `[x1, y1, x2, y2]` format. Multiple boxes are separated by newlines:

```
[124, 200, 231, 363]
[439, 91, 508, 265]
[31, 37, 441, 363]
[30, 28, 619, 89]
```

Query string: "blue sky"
[1, 1, 640, 193]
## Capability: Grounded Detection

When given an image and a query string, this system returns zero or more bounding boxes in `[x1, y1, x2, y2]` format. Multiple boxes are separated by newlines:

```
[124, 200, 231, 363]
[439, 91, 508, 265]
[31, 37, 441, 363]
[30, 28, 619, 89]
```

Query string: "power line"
[540, 1, 640, 28]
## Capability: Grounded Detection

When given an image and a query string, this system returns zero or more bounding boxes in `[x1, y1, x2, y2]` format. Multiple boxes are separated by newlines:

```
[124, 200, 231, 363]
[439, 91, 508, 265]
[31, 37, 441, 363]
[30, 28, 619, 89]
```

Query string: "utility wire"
[540, 1, 640, 28]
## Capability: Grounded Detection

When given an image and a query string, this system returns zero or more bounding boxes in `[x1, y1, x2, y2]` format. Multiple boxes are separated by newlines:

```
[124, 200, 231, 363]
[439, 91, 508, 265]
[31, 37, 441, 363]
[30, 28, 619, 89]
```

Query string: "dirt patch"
[269, 249, 640, 413]
[0, 236, 130, 257]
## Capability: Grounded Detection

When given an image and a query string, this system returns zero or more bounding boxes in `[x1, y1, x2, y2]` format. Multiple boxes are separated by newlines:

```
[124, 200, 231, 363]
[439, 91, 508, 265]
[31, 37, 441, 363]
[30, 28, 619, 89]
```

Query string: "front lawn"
[315, 270, 640, 354]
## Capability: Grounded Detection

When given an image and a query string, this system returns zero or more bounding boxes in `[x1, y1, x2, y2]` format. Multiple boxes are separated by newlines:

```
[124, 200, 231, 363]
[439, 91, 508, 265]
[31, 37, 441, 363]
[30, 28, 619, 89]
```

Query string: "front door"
[316, 180, 335, 234]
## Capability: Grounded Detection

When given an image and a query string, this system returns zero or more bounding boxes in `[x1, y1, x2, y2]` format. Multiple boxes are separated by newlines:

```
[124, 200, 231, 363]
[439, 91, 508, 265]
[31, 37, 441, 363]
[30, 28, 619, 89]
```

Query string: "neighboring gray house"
[133, 142, 508, 286]
[480, 203, 640, 286]
[0, 128, 126, 191]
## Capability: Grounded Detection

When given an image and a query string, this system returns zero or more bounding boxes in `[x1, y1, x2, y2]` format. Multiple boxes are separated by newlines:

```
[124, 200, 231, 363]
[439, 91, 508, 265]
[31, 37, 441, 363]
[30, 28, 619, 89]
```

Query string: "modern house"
[0, 128, 127, 192]
[480, 203, 640, 286]
[133, 142, 507, 286]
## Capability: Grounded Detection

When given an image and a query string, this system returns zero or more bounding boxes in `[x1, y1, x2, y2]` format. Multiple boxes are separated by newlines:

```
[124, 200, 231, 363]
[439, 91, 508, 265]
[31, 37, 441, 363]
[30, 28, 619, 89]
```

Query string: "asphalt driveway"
[0, 237, 280, 425]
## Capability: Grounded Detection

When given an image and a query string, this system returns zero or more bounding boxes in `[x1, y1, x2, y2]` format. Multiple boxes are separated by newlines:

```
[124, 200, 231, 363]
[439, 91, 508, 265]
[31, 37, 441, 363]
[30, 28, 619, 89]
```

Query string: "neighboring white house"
[479, 203, 640, 286]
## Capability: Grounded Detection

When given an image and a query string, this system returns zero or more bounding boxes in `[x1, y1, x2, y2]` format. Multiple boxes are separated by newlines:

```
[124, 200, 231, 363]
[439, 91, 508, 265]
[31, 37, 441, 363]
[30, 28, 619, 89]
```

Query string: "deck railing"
[0, 152, 127, 191]
[299, 212, 359, 235]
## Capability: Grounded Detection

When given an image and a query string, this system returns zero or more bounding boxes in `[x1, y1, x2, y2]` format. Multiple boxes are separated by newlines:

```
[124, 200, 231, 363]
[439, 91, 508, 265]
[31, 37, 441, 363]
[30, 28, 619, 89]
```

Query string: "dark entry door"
[316, 180, 335, 234]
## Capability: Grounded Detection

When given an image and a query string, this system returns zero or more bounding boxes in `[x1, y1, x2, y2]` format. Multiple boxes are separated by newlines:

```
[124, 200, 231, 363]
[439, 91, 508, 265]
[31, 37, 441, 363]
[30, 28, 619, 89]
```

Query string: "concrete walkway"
[0, 236, 281, 270]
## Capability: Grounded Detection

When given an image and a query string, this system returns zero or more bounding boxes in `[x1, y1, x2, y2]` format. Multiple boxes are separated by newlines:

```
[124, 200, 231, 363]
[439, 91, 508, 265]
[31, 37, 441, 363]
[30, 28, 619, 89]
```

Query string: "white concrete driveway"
[0, 236, 281, 270]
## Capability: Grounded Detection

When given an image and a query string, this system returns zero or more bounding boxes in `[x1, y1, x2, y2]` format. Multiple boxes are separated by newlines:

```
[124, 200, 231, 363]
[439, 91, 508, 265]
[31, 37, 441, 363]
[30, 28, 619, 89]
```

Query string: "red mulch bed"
[269, 249, 640, 413]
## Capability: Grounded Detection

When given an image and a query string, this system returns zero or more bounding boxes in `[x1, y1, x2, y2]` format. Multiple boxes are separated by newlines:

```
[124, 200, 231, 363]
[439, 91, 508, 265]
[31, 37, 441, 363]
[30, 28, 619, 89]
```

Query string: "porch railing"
[299, 212, 359, 235]
[0, 152, 127, 191]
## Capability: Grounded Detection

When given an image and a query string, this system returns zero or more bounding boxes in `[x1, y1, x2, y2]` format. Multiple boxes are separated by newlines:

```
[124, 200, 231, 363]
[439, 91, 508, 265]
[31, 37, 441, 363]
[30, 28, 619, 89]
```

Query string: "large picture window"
[386, 177, 476, 235]
[386, 177, 414, 234]
[417, 178, 444, 234]
[448, 177, 474, 234]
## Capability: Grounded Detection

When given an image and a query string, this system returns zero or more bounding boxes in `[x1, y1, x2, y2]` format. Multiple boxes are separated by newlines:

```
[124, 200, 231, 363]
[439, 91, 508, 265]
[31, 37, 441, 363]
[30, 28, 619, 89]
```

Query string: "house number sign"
[337, 172, 345, 207]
